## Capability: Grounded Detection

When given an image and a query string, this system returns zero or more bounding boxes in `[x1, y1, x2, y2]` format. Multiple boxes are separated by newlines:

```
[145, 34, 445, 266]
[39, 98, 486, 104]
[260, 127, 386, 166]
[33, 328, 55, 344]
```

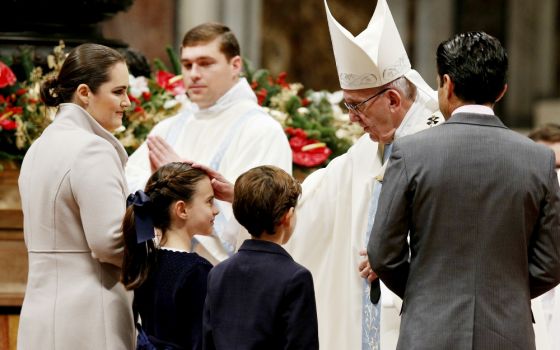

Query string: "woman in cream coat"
[17, 44, 134, 349]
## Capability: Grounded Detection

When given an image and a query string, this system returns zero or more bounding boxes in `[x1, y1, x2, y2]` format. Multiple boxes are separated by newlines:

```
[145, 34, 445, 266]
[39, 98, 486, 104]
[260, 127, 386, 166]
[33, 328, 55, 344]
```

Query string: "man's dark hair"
[436, 31, 508, 105]
[182, 22, 240, 60]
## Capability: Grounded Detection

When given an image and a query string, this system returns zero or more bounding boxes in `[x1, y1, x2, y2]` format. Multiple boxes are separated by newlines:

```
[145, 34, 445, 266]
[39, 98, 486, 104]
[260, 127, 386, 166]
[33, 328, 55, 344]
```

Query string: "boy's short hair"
[233, 166, 301, 237]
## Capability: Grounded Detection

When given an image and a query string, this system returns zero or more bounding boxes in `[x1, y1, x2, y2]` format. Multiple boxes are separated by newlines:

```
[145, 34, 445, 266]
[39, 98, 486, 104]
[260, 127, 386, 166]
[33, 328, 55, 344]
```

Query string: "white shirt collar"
[193, 77, 257, 116]
[452, 104, 494, 116]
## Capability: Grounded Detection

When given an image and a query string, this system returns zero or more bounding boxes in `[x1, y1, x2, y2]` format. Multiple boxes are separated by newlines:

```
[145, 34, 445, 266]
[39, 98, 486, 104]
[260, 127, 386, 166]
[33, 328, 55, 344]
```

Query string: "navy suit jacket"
[203, 239, 319, 350]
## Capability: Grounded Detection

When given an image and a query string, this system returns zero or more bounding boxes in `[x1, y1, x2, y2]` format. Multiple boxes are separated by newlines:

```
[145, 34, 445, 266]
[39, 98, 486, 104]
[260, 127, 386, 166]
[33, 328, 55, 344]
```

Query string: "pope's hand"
[191, 163, 234, 203]
[358, 249, 378, 282]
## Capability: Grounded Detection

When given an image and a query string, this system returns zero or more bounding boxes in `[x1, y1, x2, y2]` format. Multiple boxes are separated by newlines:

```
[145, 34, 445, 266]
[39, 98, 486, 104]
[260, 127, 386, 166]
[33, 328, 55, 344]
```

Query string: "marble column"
[506, 0, 557, 127]
[413, 0, 453, 90]
[176, 0, 262, 67]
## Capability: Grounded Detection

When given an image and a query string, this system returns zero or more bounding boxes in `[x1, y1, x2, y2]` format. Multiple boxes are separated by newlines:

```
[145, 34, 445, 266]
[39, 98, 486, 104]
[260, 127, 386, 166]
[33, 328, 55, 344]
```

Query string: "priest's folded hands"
[147, 135, 183, 172]
[147, 135, 235, 203]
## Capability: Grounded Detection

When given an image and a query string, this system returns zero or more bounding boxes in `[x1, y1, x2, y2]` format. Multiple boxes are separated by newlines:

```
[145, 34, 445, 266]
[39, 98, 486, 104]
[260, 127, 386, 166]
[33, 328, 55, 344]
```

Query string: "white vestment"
[126, 78, 292, 263]
[285, 79, 440, 350]
[531, 171, 560, 350]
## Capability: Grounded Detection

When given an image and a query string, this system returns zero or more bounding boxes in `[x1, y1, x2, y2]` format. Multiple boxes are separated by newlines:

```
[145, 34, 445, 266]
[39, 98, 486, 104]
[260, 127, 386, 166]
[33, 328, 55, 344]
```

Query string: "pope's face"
[181, 38, 241, 109]
[343, 88, 398, 144]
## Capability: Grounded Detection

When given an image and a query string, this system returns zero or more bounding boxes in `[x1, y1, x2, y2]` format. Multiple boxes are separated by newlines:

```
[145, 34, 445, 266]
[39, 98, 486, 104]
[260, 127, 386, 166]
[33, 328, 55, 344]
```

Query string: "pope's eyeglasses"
[344, 88, 390, 114]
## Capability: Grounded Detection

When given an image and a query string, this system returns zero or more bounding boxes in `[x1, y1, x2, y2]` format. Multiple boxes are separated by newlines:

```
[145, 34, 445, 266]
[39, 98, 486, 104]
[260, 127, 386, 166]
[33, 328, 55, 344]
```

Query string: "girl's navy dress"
[135, 248, 212, 350]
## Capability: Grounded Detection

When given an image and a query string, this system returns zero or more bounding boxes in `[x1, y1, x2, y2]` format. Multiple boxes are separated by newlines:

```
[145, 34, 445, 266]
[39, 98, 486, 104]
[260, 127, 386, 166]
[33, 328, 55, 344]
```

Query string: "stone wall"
[101, 0, 177, 70]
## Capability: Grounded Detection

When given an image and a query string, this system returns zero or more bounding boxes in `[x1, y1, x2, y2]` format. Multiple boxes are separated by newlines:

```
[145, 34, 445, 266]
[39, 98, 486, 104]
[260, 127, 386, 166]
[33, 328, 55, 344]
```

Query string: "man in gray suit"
[368, 31, 560, 349]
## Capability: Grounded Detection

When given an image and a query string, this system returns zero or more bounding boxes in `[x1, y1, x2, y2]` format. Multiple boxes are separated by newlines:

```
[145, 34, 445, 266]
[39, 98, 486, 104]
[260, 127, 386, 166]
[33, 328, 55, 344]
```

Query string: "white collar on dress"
[159, 246, 190, 253]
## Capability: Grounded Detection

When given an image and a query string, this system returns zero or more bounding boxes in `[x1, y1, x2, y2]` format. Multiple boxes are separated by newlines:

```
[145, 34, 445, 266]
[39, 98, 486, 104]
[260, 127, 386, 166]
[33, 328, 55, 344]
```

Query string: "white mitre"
[325, 0, 435, 100]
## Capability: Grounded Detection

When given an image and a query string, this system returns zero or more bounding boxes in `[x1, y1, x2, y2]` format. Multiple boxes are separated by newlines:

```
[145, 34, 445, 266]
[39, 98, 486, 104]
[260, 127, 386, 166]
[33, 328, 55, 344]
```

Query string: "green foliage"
[166, 46, 182, 75]
[153, 58, 169, 73]
[20, 47, 35, 81]
[245, 62, 363, 167]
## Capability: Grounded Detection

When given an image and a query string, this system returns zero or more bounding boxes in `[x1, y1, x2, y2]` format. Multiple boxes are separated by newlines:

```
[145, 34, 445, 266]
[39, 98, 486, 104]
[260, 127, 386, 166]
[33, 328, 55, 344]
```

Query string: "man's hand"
[358, 249, 378, 282]
[191, 163, 234, 203]
[147, 135, 182, 172]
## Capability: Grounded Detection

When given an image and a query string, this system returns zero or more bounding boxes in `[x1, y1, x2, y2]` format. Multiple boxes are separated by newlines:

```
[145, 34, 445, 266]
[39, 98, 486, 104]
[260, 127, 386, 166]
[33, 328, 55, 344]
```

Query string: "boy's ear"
[281, 207, 295, 226]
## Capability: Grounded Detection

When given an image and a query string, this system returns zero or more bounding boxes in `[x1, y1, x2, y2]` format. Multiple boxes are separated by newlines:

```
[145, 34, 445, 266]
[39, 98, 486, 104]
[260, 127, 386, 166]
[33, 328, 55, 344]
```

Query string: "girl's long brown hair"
[121, 162, 207, 290]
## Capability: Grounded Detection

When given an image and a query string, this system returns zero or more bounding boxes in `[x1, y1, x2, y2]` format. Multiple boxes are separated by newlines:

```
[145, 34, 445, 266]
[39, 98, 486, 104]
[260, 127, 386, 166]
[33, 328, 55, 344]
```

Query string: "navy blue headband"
[126, 190, 155, 244]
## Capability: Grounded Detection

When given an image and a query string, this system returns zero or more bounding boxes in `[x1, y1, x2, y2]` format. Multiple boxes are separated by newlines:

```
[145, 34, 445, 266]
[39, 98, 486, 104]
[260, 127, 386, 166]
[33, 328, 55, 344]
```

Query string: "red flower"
[134, 106, 145, 113]
[0, 61, 17, 88]
[285, 127, 307, 138]
[256, 88, 268, 105]
[250, 81, 259, 90]
[141, 91, 151, 101]
[7, 106, 23, 115]
[0, 119, 17, 131]
[156, 70, 186, 96]
[287, 128, 332, 167]
[128, 94, 140, 104]
[301, 98, 310, 107]
[276, 71, 289, 88]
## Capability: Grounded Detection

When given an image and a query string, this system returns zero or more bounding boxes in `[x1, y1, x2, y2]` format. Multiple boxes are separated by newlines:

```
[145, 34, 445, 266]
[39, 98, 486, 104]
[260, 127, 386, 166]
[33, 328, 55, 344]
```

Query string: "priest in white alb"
[284, 1, 442, 349]
[125, 23, 292, 264]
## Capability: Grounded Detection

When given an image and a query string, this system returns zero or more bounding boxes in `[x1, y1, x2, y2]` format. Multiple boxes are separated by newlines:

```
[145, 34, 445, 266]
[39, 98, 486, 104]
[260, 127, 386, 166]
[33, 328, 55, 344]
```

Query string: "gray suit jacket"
[368, 112, 560, 350]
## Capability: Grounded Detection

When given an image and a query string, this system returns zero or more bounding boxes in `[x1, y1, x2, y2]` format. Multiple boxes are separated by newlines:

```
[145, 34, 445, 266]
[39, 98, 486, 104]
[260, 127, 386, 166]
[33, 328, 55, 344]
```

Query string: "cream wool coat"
[17, 103, 134, 350]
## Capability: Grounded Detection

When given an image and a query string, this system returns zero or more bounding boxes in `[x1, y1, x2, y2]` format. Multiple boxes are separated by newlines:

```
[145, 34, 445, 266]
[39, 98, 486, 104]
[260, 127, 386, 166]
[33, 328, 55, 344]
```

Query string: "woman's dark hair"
[121, 162, 208, 290]
[436, 31, 508, 105]
[40, 43, 125, 107]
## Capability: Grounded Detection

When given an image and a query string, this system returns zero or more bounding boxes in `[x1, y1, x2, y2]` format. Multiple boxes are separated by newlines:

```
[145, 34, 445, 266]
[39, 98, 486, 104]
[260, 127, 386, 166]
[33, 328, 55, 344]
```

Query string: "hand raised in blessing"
[147, 135, 182, 172]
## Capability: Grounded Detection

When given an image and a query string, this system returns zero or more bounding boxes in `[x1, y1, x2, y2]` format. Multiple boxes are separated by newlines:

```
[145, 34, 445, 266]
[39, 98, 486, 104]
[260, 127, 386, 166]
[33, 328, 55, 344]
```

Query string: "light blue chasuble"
[362, 143, 393, 349]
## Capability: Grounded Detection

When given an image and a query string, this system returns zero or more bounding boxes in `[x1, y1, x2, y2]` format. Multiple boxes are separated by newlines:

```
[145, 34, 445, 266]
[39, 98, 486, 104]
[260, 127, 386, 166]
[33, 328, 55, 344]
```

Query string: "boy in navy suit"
[203, 165, 319, 349]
